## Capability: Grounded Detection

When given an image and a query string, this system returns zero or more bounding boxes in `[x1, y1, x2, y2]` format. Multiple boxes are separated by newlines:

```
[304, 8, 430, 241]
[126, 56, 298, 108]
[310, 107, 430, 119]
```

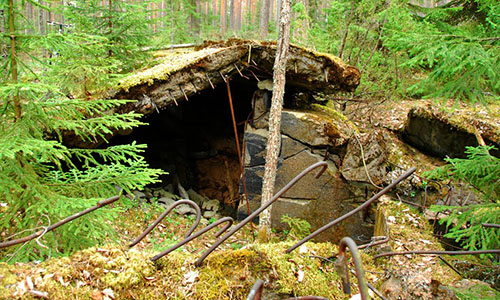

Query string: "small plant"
[280, 215, 311, 240]
[425, 146, 500, 252]
[230, 242, 242, 250]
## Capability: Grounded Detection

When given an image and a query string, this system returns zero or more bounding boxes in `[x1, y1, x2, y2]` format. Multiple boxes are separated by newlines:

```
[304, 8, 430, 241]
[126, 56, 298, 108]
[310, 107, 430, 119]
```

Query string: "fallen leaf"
[57, 276, 69, 287]
[83, 270, 91, 280]
[29, 290, 49, 299]
[91, 290, 103, 300]
[34, 276, 43, 287]
[14, 280, 28, 297]
[76, 280, 86, 288]
[102, 288, 115, 300]
[26, 276, 34, 290]
[183, 270, 199, 285]
[297, 270, 304, 282]
[349, 294, 362, 300]
[299, 245, 308, 254]
[388, 216, 396, 223]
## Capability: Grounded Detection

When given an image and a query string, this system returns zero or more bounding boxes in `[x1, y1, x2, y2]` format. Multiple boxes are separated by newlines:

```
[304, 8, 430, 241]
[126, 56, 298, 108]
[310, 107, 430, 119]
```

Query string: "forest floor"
[1, 194, 499, 299]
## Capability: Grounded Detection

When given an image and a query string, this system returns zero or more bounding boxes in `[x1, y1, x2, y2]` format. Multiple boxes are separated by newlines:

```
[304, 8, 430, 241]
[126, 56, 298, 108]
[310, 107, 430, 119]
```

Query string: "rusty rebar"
[437, 255, 462, 276]
[150, 217, 233, 261]
[218, 70, 227, 83]
[336, 237, 369, 300]
[205, 72, 215, 89]
[179, 85, 189, 101]
[358, 236, 389, 250]
[225, 79, 254, 236]
[194, 161, 328, 267]
[168, 90, 178, 106]
[249, 70, 260, 81]
[374, 249, 500, 260]
[286, 167, 416, 253]
[482, 223, 500, 229]
[246, 279, 264, 300]
[0, 195, 120, 249]
[129, 199, 201, 248]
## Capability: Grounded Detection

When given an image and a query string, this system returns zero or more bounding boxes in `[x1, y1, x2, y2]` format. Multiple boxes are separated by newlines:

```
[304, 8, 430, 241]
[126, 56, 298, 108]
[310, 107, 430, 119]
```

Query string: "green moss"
[118, 47, 223, 91]
[452, 281, 500, 300]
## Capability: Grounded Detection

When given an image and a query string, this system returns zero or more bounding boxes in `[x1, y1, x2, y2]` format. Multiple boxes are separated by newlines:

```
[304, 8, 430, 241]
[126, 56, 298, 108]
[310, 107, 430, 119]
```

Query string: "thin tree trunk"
[229, 0, 235, 31]
[221, 0, 227, 33]
[260, 0, 270, 38]
[338, 0, 355, 59]
[8, 0, 21, 121]
[213, 0, 218, 27]
[259, 0, 291, 234]
[250, 0, 257, 24]
[235, 0, 241, 31]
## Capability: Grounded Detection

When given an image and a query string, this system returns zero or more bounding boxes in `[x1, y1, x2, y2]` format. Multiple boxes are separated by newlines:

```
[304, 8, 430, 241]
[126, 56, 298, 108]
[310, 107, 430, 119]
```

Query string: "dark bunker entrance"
[111, 78, 256, 215]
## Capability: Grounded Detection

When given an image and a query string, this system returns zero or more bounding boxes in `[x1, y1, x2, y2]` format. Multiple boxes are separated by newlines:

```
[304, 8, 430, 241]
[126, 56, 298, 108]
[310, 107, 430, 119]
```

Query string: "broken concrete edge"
[107, 38, 360, 115]
[407, 104, 500, 146]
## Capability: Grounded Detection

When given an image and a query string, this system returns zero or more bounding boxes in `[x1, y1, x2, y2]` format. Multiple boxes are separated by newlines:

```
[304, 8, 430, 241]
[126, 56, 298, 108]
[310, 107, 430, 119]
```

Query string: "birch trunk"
[259, 0, 270, 38]
[259, 0, 291, 233]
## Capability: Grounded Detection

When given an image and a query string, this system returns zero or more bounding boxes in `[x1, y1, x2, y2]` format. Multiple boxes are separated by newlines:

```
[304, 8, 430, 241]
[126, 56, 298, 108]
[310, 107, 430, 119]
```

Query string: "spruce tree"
[0, 0, 163, 262]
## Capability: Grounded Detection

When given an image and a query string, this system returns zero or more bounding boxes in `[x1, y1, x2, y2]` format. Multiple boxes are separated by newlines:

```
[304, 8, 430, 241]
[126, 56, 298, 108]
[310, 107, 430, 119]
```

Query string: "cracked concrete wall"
[237, 90, 377, 244]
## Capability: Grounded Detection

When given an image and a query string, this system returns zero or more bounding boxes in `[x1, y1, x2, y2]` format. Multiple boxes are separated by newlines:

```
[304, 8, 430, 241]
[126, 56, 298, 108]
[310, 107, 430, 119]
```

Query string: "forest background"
[0, 0, 499, 262]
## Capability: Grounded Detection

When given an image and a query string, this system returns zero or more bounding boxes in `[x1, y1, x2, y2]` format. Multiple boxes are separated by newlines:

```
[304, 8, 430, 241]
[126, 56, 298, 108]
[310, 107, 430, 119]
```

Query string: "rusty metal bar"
[249, 69, 260, 82]
[358, 236, 389, 250]
[225, 79, 253, 233]
[179, 85, 189, 101]
[374, 249, 500, 260]
[482, 223, 500, 229]
[336, 237, 369, 300]
[218, 70, 227, 83]
[234, 63, 250, 79]
[358, 272, 387, 300]
[168, 90, 178, 106]
[150, 217, 233, 261]
[205, 72, 215, 89]
[129, 199, 201, 248]
[246, 279, 264, 300]
[287, 167, 416, 253]
[0, 195, 120, 249]
[195, 161, 328, 267]
[437, 255, 462, 276]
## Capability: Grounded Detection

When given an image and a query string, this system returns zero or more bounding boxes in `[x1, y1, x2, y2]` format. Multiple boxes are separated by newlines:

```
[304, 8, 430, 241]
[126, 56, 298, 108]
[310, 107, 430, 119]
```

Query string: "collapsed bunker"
[85, 39, 381, 243]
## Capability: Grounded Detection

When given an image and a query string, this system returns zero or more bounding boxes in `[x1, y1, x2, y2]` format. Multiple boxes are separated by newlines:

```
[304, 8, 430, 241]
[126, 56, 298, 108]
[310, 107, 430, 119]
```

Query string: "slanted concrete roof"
[111, 38, 360, 115]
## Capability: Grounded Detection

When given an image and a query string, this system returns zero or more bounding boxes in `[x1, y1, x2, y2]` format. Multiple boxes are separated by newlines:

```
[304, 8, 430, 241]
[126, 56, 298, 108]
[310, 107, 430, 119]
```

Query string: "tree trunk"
[259, 0, 291, 234]
[260, 0, 270, 38]
[338, 0, 355, 59]
[8, 0, 21, 120]
[229, 0, 235, 31]
[221, 0, 227, 33]
[235, 0, 241, 31]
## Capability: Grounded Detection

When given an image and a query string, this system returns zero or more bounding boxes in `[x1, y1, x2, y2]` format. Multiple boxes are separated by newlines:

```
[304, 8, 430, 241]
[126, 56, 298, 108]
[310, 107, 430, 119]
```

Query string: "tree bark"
[338, 0, 355, 59]
[259, 0, 291, 233]
[221, 0, 227, 33]
[8, 0, 21, 121]
[260, 0, 270, 38]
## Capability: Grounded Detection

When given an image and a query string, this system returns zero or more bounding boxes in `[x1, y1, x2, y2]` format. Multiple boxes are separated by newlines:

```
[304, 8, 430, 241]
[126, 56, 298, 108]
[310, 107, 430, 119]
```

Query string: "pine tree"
[425, 146, 500, 251]
[0, 0, 163, 262]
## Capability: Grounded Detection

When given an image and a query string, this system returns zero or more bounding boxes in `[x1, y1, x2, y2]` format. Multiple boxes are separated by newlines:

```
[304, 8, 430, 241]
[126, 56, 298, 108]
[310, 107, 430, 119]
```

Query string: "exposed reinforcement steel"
[129, 199, 201, 248]
[286, 167, 416, 254]
[194, 161, 328, 267]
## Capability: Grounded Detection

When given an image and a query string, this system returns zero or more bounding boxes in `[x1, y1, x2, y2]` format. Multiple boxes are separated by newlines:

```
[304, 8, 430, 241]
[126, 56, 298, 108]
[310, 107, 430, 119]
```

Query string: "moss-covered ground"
[1, 198, 499, 299]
